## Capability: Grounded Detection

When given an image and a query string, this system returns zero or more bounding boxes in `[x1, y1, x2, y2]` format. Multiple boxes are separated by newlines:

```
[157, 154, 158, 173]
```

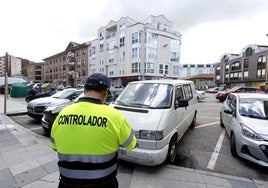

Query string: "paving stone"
[0, 168, 17, 188]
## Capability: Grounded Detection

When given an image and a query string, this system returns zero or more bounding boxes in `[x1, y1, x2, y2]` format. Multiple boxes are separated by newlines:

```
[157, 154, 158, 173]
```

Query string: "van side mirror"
[175, 98, 189, 109]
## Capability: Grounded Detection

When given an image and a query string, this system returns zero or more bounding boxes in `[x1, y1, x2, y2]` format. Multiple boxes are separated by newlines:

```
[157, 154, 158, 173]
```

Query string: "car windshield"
[239, 98, 268, 120]
[115, 83, 173, 109]
[51, 89, 77, 99]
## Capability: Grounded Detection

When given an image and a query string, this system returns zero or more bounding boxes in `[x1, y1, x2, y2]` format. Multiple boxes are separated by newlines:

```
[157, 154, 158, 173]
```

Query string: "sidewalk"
[0, 94, 267, 188]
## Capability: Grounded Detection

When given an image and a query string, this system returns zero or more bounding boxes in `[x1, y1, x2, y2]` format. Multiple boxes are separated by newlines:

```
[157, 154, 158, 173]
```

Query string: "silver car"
[27, 88, 83, 119]
[220, 93, 268, 166]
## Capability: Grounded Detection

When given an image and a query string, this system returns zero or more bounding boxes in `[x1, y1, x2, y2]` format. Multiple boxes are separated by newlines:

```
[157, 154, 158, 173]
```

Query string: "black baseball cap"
[84, 73, 110, 91]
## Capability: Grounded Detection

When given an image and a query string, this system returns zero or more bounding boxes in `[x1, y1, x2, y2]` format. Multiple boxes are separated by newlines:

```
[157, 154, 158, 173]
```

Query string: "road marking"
[207, 131, 225, 170]
[29, 127, 43, 131]
[195, 121, 219, 129]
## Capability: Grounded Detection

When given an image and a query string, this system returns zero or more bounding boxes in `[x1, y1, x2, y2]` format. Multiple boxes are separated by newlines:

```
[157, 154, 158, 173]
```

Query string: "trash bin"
[10, 83, 28, 98]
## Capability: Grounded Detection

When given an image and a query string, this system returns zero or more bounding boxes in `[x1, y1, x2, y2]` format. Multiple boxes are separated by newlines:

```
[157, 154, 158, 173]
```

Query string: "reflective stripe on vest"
[58, 152, 116, 163]
[120, 130, 135, 148]
[59, 164, 117, 179]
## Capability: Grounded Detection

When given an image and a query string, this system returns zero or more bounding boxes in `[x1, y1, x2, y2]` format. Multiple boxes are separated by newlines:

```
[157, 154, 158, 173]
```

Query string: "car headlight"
[135, 130, 163, 140]
[241, 124, 264, 141]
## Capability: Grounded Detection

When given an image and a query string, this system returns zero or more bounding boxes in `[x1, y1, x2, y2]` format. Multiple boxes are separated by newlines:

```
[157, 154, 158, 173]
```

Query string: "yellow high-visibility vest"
[50, 97, 136, 182]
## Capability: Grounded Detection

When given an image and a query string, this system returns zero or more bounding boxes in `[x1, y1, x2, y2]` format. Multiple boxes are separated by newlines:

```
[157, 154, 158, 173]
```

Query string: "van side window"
[183, 84, 193, 101]
[175, 86, 184, 100]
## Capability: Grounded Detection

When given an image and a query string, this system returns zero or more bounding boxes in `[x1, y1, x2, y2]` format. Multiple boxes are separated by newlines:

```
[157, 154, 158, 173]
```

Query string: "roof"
[129, 79, 193, 85]
[180, 73, 214, 80]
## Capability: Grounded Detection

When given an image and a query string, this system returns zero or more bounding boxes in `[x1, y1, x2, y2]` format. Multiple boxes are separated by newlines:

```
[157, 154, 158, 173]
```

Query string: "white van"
[110, 79, 197, 166]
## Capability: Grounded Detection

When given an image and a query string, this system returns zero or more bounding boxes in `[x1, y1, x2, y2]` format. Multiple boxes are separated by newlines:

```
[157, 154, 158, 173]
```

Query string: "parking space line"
[29, 127, 43, 131]
[207, 131, 225, 170]
[195, 121, 219, 129]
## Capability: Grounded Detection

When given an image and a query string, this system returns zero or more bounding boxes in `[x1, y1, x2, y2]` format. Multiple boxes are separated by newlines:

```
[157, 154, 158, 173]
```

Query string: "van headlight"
[135, 130, 163, 140]
[241, 124, 264, 141]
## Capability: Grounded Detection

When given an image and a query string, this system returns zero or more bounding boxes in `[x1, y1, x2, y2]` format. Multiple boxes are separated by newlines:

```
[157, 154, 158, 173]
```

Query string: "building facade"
[180, 64, 214, 78]
[43, 42, 89, 87]
[214, 44, 268, 90]
[42, 15, 182, 87]
[0, 54, 29, 77]
[89, 15, 182, 86]
[27, 61, 44, 82]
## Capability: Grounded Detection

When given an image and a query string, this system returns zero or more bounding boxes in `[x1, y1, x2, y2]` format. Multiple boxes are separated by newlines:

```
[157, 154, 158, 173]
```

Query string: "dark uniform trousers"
[58, 178, 119, 188]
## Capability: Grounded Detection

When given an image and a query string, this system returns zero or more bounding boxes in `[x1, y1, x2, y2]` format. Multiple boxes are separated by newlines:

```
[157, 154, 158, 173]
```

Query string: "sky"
[1, 0, 268, 64]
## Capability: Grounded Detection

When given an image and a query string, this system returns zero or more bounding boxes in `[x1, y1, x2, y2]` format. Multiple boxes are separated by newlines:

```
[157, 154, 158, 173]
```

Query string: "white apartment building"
[0, 54, 22, 77]
[0, 56, 5, 77]
[88, 15, 182, 86]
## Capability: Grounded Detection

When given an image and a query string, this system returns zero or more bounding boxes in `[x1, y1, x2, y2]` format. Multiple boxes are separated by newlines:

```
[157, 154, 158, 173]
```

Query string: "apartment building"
[214, 44, 268, 90]
[42, 15, 181, 87]
[0, 54, 26, 77]
[90, 15, 181, 86]
[180, 64, 214, 78]
[43, 42, 89, 87]
[27, 61, 44, 82]
[0, 56, 6, 77]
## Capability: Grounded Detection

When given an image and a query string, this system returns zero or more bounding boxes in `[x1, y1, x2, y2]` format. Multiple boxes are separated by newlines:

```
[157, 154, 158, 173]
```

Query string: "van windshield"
[115, 83, 173, 109]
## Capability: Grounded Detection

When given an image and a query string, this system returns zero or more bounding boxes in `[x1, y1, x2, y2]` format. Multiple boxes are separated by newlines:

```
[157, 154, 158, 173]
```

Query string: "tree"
[21, 67, 27, 76]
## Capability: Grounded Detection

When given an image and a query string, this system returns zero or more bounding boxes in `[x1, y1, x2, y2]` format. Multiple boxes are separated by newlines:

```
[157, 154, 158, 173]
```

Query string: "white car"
[196, 89, 205, 101]
[220, 93, 268, 167]
[110, 79, 197, 166]
[27, 88, 83, 119]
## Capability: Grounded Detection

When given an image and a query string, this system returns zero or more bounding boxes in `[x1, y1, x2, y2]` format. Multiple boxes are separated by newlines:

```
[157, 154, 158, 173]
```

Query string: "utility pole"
[4, 52, 9, 114]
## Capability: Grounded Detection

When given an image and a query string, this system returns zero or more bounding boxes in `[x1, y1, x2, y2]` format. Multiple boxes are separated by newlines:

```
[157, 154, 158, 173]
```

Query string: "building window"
[132, 48, 140, 58]
[257, 69, 266, 78]
[243, 59, 249, 69]
[119, 24, 125, 34]
[170, 52, 179, 62]
[258, 55, 266, 64]
[120, 37, 125, 47]
[173, 66, 179, 75]
[132, 32, 141, 44]
[231, 61, 241, 70]
[159, 64, 169, 74]
[131, 62, 140, 73]
[146, 48, 157, 59]
[216, 75, 220, 80]
[144, 62, 154, 73]
[100, 44, 104, 52]
[243, 71, 248, 79]
[225, 64, 229, 70]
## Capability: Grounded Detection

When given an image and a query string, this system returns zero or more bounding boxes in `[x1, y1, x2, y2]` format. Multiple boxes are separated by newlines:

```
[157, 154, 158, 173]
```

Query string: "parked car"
[216, 86, 264, 102]
[27, 88, 83, 119]
[220, 93, 268, 167]
[196, 89, 205, 101]
[42, 87, 124, 135]
[110, 79, 198, 166]
[42, 93, 83, 135]
[206, 87, 224, 93]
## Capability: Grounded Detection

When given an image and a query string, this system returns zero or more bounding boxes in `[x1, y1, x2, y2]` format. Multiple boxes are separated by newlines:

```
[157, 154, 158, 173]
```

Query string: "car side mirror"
[224, 108, 236, 117]
[175, 98, 189, 109]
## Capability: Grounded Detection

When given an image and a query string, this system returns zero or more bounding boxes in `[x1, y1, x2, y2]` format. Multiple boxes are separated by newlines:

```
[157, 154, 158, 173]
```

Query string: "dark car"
[42, 87, 124, 135]
[216, 86, 264, 102]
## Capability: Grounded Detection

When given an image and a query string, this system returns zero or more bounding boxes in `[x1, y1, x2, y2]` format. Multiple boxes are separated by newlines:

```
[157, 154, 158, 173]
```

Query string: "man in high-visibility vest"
[51, 73, 137, 188]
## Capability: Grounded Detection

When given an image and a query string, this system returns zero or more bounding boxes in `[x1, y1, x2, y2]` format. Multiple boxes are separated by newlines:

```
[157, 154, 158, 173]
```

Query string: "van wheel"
[189, 111, 197, 128]
[230, 133, 238, 157]
[165, 135, 177, 164]
[220, 112, 224, 128]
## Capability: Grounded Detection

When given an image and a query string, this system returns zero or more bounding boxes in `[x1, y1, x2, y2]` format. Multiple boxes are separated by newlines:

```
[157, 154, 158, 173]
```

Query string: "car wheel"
[230, 133, 238, 157]
[165, 135, 177, 164]
[190, 111, 197, 128]
[220, 112, 224, 128]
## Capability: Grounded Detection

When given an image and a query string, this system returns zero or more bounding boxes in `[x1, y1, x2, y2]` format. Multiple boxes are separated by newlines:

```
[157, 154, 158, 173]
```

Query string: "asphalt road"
[9, 93, 268, 181]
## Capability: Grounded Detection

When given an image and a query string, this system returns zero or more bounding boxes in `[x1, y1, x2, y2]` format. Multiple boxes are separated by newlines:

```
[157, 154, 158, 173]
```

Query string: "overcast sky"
[1, 0, 268, 64]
